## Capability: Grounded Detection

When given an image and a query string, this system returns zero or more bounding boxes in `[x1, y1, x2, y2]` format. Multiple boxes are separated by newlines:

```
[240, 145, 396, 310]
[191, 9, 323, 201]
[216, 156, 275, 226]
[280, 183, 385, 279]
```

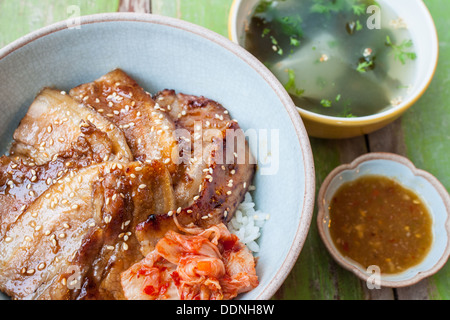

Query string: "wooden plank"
[273, 138, 367, 300]
[152, 0, 233, 37]
[0, 0, 120, 48]
[119, 0, 150, 13]
[365, 0, 450, 300]
[396, 0, 450, 300]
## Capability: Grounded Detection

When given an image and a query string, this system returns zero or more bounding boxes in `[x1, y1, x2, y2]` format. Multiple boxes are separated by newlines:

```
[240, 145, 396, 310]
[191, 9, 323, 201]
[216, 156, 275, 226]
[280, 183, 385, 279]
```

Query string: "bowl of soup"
[317, 153, 450, 288]
[229, 0, 438, 138]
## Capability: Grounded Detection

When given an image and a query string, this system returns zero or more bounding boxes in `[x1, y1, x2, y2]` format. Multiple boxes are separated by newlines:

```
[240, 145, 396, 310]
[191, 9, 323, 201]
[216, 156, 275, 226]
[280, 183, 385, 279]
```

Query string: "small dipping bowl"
[317, 152, 450, 287]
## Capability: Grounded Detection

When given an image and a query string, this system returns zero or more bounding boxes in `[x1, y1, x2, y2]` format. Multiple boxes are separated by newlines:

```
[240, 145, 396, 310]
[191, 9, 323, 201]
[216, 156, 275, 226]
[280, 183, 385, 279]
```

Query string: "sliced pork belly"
[69, 69, 179, 173]
[135, 90, 255, 255]
[0, 122, 132, 237]
[0, 161, 175, 300]
[154, 90, 255, 215]
[10, 88, 132, 165]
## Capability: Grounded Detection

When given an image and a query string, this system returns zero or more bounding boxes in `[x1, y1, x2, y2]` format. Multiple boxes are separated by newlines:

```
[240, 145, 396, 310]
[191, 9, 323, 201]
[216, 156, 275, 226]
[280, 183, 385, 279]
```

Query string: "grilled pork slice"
[10, 88, 132, 165]
[135, 90, 255, 255]
[154, 89, 255, 214]
[69, 69, 179, 173]
[0, 122, 133, 237]
[0, 161, 175, 300]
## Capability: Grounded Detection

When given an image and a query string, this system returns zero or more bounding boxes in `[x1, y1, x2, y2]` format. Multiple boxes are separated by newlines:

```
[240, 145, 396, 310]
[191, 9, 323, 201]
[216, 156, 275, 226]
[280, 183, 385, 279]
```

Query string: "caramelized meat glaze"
[0, 69, 255, 300]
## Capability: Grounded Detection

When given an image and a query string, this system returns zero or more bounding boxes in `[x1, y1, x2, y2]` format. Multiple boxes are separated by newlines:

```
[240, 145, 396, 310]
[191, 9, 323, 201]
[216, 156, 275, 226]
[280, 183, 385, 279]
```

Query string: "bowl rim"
[316, 152, 450, 288]
[228, 0, 439, 127]
[0, 12, 316, 300]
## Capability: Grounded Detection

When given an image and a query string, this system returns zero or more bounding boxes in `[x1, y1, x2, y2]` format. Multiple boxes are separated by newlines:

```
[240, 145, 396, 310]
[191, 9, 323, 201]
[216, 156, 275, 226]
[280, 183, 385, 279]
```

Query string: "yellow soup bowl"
[229, 0, 439, 139]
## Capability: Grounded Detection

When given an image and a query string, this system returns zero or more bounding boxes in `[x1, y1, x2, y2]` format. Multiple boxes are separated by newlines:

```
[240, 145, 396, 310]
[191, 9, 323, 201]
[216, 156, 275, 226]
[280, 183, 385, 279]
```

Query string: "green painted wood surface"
[0, 0, 120, 48]
[0, 0, 448, 300]
[400, 0, 450, 300]
[152, 0, 233, 37]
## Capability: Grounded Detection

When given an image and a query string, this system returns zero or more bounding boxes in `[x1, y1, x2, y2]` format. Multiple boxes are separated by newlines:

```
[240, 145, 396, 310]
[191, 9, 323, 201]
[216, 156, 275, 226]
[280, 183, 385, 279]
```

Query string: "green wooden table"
[0, 0, 448, 300]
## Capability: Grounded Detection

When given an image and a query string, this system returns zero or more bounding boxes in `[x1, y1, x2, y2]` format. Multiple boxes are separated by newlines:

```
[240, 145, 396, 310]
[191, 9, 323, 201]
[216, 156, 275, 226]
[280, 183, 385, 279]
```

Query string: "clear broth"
[245, 0, 417, 117]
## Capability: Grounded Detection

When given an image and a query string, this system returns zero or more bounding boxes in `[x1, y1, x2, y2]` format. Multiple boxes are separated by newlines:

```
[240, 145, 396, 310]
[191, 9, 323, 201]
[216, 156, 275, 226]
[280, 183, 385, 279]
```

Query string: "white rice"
[228, 190, 269, 254]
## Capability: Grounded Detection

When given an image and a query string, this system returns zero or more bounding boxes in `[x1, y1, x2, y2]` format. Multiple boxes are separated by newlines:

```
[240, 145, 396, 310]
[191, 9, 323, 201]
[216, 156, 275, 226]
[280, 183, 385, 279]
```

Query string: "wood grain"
[152, 0, 233, 37]
[0, 0, 120, 48]
[119, 0, 150, 13]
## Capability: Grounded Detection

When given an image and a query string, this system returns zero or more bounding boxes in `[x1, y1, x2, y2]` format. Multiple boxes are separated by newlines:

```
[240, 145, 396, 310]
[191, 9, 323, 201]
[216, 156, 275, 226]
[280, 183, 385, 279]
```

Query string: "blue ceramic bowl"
[0, 13, 315, 300]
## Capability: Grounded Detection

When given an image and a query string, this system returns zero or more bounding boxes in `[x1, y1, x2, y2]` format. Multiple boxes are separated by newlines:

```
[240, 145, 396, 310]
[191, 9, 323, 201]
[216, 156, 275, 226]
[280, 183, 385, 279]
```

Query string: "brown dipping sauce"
[329, 175, 433, 274]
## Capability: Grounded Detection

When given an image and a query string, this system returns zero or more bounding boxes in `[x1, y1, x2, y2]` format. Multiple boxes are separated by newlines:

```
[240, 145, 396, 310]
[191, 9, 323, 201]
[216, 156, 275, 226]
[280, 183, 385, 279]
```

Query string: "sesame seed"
[122, 243, 129, 251]
[176, 207, 182, 214]
[58, 233, 66, 239]
[47, 125, 53, 133]
[37, 263, 46, 271]
[193, 195, 200, 201]
[26, 269, 35, 275]
[4, 237, 12, 243]
[139, 184, 147, 190]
